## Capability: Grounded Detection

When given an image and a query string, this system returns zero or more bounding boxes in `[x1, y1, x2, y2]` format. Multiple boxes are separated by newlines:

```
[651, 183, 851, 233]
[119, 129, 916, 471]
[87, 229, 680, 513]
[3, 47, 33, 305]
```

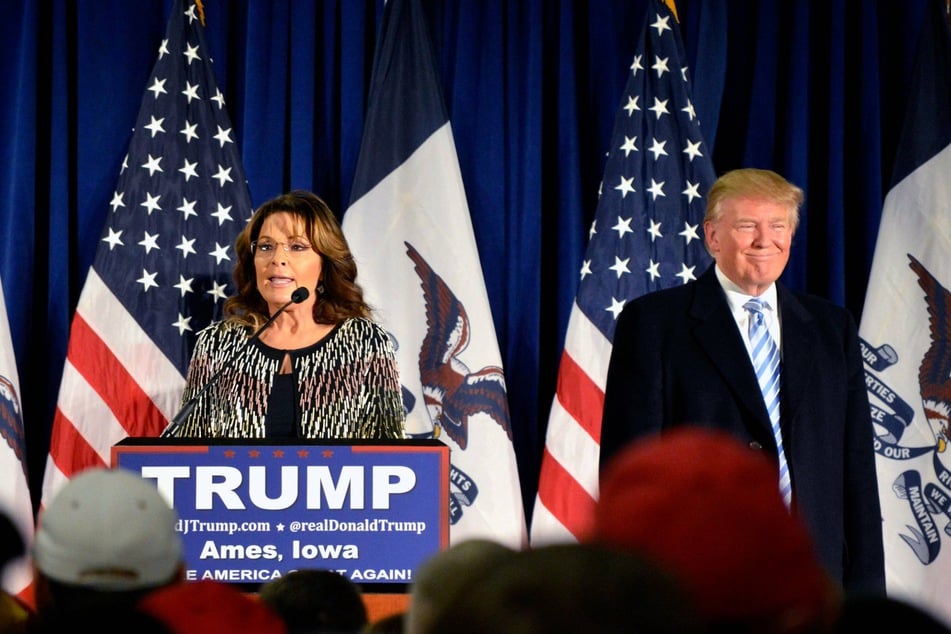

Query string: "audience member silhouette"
[32, 432, 943, 634]
[404, 538, 515, 634]
[362, 611, 406, 634]
[138, 578, 285, 634]
[591, 426, 843, 633]
[420, 542, 704, 633]
[834, 594, 951, 633]
[0, 511, 31, 633]
[24, 602, 171, 634]
[258, 568, 367, 634]
[29, 467, 185, 628]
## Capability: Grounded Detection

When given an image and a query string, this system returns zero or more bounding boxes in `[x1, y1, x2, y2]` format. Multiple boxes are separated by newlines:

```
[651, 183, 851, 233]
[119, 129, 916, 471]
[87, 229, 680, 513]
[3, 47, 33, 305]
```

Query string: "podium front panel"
[113, 438, 449, 588]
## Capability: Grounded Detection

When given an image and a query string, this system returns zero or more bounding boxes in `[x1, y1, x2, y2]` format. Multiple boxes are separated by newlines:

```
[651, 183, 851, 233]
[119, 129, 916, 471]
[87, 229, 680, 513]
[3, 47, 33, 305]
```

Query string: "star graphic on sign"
[322, 449, 334, 458]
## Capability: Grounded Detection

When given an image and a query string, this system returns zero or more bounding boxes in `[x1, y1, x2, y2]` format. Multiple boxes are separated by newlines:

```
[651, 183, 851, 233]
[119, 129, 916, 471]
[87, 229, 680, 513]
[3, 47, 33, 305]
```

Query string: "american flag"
[530, 0, 716, 544]
[41, 0, 251, 505]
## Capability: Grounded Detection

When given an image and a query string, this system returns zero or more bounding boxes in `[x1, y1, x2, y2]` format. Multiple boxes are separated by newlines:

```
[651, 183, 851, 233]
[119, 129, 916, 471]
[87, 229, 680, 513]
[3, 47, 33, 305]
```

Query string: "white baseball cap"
[33, 468, 183, 590]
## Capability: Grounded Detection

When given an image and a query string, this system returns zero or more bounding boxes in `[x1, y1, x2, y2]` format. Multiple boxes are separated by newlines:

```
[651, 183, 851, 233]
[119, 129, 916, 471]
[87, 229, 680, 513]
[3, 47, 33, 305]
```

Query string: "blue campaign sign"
[112, 439, 449, 587]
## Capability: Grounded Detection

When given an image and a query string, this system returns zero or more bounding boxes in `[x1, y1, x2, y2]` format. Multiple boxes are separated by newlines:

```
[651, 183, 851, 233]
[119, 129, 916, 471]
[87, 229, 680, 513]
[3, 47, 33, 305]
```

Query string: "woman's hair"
[224, 190, 371, 329]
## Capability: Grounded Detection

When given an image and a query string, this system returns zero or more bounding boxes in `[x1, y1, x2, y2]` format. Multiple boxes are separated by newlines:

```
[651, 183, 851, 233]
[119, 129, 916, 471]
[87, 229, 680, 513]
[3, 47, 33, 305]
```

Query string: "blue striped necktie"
[744, 298, 792, 508]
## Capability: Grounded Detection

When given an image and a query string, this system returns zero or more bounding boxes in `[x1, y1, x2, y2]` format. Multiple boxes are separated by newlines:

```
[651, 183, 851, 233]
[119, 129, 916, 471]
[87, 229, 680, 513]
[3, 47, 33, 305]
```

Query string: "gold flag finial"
[195, 0, 206, 26]
[664, 0, 679, 22]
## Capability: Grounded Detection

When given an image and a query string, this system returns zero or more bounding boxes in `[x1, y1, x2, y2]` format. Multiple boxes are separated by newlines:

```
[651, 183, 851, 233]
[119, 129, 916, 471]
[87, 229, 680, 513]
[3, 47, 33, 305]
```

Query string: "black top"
[265, 371, 298, 438]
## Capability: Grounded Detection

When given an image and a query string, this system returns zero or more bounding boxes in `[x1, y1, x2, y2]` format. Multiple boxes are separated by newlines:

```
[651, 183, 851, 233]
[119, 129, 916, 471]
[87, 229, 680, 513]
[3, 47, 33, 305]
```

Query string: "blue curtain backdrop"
[0, 0, 935, 517]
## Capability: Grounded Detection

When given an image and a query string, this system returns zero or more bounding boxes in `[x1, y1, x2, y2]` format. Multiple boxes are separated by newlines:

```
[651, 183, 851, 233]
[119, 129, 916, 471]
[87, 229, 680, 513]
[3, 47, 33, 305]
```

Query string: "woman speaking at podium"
[164, 189, 406, 440]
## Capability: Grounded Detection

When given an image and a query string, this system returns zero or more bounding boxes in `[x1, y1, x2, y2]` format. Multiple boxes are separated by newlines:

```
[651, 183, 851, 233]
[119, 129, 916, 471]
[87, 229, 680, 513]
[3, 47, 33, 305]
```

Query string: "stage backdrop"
[0, 0, 937, 525]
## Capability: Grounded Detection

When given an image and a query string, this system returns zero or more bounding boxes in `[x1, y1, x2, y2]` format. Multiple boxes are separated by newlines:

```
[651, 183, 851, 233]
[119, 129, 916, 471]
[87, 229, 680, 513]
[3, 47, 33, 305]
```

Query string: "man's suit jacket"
[601, 265, 885, 594]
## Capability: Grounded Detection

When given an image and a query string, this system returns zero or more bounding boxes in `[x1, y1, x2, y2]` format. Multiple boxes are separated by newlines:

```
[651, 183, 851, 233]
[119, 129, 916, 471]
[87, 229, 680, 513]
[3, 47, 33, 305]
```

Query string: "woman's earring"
[317, 283, 325, 295]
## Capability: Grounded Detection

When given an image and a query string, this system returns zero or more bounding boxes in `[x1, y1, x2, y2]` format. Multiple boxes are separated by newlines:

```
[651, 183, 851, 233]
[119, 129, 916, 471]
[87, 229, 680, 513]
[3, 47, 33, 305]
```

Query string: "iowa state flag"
[343, 0, 526, 548]
[858, 0, 951, 626]
[0, 275, 33, 596]
[42, 0, 251, 504]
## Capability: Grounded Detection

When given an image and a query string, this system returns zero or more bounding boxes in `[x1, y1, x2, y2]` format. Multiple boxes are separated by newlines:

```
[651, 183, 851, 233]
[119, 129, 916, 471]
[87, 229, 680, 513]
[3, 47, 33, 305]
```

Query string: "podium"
[112, 437, 449, 606]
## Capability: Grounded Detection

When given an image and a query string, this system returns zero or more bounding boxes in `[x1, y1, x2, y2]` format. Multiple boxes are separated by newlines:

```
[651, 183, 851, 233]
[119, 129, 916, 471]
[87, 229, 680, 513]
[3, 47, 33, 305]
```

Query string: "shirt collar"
[714, 265, 779, 314]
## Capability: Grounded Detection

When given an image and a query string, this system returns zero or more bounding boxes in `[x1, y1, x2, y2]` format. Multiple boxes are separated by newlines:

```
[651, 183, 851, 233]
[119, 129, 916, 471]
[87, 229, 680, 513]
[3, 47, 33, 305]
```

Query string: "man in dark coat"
[601, 168, 885, 595]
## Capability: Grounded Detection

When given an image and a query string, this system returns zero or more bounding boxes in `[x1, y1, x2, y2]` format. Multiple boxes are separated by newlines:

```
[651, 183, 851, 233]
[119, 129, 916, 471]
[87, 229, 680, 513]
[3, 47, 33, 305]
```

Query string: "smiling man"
[600, 168, 885, 597]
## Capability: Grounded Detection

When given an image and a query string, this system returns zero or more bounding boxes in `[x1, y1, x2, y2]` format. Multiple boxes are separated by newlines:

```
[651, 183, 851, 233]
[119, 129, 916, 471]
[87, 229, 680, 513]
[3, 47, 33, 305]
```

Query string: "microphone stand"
[160, 287, 310, 438]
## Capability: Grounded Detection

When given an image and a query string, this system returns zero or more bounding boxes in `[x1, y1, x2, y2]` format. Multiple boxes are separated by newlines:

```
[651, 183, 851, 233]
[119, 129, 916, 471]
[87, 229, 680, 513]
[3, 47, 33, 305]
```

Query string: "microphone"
[160, 286, 311, 438]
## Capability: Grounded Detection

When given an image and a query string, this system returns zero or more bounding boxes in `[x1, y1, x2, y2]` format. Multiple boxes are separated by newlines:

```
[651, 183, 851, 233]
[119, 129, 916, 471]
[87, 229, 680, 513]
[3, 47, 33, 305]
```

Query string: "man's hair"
[258, 568, 367, 634]
[704, 168, 804, 231]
